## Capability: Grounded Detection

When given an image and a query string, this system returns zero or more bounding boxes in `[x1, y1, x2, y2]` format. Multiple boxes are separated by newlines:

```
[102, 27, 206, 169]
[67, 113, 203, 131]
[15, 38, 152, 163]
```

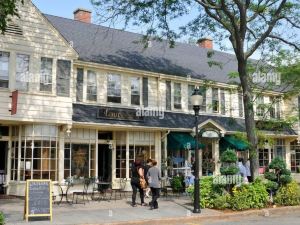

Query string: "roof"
[73, 104, 298, 136]
[44, 14, 239, 84]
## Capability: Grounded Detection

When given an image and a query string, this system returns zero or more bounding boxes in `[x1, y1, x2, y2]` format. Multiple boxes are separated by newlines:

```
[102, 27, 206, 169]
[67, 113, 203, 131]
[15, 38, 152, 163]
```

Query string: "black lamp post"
[191, 87, 203, 214]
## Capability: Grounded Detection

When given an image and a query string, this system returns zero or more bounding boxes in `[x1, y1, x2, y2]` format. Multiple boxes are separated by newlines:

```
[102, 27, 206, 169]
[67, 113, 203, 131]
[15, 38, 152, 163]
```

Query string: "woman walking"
[147, 160, 161, 210]
[130, 159, 146, 207]
[144, 159, 152, 198]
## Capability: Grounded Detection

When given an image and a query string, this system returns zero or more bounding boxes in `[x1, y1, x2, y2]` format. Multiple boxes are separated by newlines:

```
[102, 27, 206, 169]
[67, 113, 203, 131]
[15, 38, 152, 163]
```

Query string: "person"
[147, 160, 161, 210]
[238, 158, 248, 183]
[245, 159, 252, 182]
[144, 159, 152, 198]
[130, 159, 146, 207]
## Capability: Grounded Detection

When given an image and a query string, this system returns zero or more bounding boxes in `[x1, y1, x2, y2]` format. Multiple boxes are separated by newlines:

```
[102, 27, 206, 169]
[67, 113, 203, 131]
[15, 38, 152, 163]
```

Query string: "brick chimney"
[197, 38, 213, 49]
[73, 8, 92, 23]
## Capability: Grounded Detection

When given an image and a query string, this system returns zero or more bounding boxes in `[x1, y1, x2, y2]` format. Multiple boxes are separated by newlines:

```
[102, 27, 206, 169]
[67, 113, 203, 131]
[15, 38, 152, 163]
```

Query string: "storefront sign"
[200, 129, 220, 138]
[97, 107, 143, 121]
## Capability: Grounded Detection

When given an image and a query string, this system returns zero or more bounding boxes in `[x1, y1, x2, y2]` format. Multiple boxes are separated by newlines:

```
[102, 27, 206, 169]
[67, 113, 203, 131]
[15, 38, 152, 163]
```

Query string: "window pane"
[16, 54, 29, 91]
[107, 74, 121, 103]
[56, 60, 71, 96]
[212, 88, 219, 113]
[87, 70, 97, 101]
[174, 83, 181, 109]
[188, 85, 195, 110]
[0, 51, 9, 88]
[238, 92, 244, 117]
[76, 68, 84, 102]
[220, 89, 225, 115]
[142, 77, 148, 107]
[40, 57, 53, 92]
[166, 81, 171, 110]
[131, 77, 140, 105]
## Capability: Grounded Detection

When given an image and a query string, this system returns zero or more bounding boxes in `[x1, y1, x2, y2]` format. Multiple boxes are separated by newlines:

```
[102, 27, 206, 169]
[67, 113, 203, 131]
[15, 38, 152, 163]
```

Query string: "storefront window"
[291, 140, 300, 173]
[259, 148, 273, 173]
[11, 125, 58, 181]
[274, 139, 286, 160]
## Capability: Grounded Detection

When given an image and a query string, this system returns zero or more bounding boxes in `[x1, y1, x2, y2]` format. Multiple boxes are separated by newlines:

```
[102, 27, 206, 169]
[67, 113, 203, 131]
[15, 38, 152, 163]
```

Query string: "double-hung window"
[16, 54, 30, 91]
[56, 60, 71, 97]
[40, 57, 53, 92]
[87, 70, 97, 101]
[174, 83, 182, 109]
[212, 88, 219, 113]
[76, 68, 84, 102]
[220, 89, 226, 115]
[107, 74, 121, 103]
[131, 77, 140, 106]
[166, 81, 171, 110]
[238, 92, 244, 117]
[188, 85, 195, 110]
[256, 96, 264, 117]
[0, 51, 9, 88]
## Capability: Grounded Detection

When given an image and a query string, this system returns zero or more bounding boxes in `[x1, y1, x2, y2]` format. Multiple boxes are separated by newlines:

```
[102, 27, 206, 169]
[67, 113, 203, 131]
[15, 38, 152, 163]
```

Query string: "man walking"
[147, 160, 161, 210]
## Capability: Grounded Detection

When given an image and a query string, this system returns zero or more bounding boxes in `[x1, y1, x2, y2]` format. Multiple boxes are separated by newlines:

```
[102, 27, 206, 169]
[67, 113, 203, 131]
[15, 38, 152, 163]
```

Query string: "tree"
[0, 0, 23, 33]
[91, 0, 300, 179]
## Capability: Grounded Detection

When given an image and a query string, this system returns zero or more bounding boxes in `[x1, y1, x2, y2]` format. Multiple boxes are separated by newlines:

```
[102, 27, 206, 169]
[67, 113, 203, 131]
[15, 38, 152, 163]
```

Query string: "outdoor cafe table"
[56, 182, 72, 205]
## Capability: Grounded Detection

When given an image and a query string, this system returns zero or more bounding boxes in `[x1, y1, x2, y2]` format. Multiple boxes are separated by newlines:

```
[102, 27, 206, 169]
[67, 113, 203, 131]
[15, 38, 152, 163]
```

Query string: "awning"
[220, 135, 249, 152]
[167, 132, 205, 151]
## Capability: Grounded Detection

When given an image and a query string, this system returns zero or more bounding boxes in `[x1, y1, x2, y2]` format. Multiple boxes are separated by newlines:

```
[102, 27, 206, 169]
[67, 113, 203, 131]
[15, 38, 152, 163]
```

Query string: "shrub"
[230, 179, 269, 210]
[186, 176, 223, 209]
[220, 149, 238, 163]
[213, 194, 231, 210]
[274, 180, 300, 206]
[220, 149, 239, 176]
[264, 157, 292, 190]
[171, 176, 184, 192]
[220, 166, 239, 175]
[0, 211, 4, 225]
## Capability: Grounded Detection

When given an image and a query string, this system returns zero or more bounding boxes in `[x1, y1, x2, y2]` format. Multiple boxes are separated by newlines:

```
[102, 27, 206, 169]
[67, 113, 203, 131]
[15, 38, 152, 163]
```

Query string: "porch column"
[155, 132, 161, 170]
[286, 139, 291, 170]
[213, 139, 220, 175]
[6, 126, 12, 194]
[58, 130, 65, 183]
[163, 134, 168, 177]
[125, 131, 129, 179]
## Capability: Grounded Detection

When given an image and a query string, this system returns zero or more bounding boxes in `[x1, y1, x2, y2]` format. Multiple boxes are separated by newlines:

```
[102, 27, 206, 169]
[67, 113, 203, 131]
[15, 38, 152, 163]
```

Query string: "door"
[98, 144, 112, 182]
[0, 141, 8, 194]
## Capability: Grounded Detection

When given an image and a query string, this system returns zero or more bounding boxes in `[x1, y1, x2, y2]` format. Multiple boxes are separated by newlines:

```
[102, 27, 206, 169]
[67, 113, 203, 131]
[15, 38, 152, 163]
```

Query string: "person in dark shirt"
[131, 159, 146, 207]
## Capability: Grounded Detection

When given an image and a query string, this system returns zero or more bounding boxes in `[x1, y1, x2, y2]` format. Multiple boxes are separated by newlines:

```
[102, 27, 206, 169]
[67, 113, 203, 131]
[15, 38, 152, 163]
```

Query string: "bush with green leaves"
[274, 180, 300, 206]
[213, 194, 231, 210]
[230, 179, 269, 211]
[264, 157, 292, 190]
[186, 176, 223, 208]
[220, 149, 238, 176]
[0, 211, 4, 225]
[171, 176, 184, 192]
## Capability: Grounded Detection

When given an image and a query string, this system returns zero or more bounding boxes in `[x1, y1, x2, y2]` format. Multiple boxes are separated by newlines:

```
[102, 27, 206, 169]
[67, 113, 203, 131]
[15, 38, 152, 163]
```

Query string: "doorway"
[98, 144, 112, 182]
[0, 141, 8, 194]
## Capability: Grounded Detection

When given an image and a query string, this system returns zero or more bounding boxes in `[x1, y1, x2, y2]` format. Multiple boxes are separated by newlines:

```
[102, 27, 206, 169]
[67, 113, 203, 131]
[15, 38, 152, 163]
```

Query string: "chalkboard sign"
[24, 180, 52, 222]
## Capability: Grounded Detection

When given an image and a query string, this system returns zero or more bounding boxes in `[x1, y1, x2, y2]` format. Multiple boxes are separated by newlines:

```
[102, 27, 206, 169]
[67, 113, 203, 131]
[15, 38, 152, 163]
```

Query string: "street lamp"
[191, 87, 203, 214]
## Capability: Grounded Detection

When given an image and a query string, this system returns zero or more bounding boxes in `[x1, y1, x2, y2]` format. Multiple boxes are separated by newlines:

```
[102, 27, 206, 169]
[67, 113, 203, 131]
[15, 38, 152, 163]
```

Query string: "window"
[220, 89, 226, 115]
[291, 140, 300, 173]
[16, 54, 29, 91]
[188, 85, 195, 110]
[107, 74, 121, 103]
[166, 81, 171, 110]
[269, 96, 276, 119]
[200, 87, 207, 112]
[40, 57, 53, 92]
[212, 88, 219, 113]
[56, 60, 71, 97]
[259, 149, 271, 169]
[76, 68, 84, 102]
[275, 139, 286, 160]
[0, 51, 9, 88]
[87, 70, 97, 101]
[275, 97, 281, 119]
[64, 143, 96, 178]
[238, 92, 244, 117]
[174, 83, 182, 109]
[256, 96, 264, 117]
[131, 77, 140, 106]
[142, 77, 148, 107]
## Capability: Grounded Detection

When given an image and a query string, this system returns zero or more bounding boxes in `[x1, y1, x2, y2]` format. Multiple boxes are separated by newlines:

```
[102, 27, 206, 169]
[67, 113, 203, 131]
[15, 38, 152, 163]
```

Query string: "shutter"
[166, 81, 171, 110]
[143, 77, 148, 107]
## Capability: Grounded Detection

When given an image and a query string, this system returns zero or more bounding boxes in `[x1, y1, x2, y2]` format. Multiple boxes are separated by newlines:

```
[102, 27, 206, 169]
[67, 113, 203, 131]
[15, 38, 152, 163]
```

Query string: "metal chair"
[110, 178, 127, 201]
[72, 178, 90, 204]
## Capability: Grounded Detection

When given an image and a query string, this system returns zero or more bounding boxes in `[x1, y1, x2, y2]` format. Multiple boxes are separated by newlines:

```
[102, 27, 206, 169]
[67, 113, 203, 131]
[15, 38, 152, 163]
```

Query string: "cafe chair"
[110, 178, 127, 201]
[72, 178, 90, 205]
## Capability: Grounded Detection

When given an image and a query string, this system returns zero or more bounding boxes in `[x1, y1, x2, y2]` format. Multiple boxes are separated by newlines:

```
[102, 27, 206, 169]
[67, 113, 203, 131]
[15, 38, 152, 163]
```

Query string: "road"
[131, 211, 300, 225]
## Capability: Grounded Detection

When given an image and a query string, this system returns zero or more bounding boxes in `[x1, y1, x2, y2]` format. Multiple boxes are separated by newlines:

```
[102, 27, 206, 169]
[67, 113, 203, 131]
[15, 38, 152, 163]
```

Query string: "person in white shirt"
[244, 159, 252, 182]
[238, 158, 248, 183]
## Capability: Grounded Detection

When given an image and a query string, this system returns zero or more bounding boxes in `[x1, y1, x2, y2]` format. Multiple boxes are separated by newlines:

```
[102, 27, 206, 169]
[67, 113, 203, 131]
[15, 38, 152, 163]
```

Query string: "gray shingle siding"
[44, 14, 239, 84]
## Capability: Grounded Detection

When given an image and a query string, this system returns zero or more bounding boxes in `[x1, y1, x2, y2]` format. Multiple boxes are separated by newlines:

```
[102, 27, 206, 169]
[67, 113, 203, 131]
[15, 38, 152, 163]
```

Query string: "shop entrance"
[98, 144, 112, 182]
[0, 141, 8, 194]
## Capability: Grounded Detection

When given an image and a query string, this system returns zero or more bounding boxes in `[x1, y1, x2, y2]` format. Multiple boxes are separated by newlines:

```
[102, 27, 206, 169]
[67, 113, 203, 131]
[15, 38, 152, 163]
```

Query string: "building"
[0, 0, 299, 196]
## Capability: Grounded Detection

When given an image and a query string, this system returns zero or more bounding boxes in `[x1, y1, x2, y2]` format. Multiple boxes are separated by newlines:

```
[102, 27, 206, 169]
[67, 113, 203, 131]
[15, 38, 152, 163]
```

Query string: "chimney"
[197, 37, 213, 49]
[73, 8, 92, 23]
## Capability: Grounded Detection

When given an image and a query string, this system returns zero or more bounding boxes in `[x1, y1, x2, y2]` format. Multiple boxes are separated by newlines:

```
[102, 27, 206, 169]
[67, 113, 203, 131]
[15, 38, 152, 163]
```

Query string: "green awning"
[167, 132, 205, 151]
[220, 136, 249, 152]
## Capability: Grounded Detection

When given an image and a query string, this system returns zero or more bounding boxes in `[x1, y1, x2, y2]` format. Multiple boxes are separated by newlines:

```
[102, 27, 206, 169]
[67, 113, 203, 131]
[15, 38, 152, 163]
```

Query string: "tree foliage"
[0, 0, 23, 33]
[92, 0, 300, 179]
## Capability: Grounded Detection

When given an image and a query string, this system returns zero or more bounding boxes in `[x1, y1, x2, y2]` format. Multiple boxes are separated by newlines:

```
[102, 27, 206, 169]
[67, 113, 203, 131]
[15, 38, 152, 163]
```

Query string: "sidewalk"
[1, 196, 300, 225]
